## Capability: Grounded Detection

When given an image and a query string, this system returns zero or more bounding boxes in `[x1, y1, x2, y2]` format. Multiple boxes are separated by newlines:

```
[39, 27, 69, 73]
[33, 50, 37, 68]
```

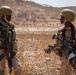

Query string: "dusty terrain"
[16, 26, 61, 75]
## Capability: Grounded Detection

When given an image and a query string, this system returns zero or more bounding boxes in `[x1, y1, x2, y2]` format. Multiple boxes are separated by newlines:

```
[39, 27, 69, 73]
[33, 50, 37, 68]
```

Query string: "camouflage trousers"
[0, 50, 22, 75]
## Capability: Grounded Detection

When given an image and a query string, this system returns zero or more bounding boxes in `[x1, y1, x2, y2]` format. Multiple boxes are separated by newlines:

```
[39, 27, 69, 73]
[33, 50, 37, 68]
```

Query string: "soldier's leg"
[12, 56, 22, 75]
[0, 60, 5, 75]
[69, 53, 76, 69]
[0, 50, 5, 75]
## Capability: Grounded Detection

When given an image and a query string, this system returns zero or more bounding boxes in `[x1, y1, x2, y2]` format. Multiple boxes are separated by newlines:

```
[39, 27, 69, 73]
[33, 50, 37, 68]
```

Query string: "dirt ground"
[5, 26, 76, 75]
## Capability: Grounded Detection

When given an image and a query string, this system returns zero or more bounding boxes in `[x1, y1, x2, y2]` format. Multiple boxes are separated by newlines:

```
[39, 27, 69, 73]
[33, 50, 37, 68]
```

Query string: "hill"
[0, 0, 76, 27]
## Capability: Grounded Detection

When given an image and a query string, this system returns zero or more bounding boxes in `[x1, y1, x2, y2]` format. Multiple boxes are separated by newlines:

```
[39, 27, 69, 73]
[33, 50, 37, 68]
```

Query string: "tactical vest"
[57, 23, 76, 47]
[62, 23, 75, 41]
[0, 19, 16, 44]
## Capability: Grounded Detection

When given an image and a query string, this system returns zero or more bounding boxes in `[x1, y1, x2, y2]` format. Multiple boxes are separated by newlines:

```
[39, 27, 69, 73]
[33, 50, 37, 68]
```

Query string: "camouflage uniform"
[45, 9, 76, 75]
[54, 9, 76, 75]
[0, 6, 22, 75]
[54, 27, 74, 75]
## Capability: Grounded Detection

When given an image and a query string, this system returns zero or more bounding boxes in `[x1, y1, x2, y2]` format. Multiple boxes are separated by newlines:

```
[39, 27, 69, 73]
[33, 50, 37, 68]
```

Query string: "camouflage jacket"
[53, 23, 76, 57]
[0, 20, 17, 53]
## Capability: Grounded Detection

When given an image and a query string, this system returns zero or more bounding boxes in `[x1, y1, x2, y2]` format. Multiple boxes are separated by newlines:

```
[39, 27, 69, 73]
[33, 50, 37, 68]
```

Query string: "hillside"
[0, 0, 76, 27]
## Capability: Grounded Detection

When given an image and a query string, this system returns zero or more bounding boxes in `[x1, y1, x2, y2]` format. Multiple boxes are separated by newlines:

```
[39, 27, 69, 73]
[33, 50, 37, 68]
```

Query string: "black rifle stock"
[52, 34, 76, 59]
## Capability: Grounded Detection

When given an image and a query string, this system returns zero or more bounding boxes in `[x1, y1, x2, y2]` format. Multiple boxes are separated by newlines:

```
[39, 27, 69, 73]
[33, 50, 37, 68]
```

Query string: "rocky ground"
[5, 26, 75, 75]
[17, 26, 61, 75]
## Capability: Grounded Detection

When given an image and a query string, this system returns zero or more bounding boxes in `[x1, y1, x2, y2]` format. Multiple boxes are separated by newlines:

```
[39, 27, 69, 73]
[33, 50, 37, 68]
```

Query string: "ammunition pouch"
[6, 29, 16, 43]
[0, 26, 16, 43]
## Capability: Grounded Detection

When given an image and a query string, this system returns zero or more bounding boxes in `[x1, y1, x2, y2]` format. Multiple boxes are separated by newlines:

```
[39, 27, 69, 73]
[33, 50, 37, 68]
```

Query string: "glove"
[54, 47, 62, 57]
[45, 45, 54, 54]
[11, 51, 16, 58]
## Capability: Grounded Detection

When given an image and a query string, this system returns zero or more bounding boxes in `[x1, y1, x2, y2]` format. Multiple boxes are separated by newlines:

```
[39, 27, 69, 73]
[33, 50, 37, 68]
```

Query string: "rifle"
[52, 34, 76, 59]
[0, 20, 13, 75]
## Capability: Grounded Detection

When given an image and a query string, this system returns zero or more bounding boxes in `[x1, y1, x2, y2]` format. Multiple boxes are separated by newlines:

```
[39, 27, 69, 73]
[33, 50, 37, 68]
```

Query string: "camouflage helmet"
[0, 6, 12, 17]
[60, 9, 75, 22]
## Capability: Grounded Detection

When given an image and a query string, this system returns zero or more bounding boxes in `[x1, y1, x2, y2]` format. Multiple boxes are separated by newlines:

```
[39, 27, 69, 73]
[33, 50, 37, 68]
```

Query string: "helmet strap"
[63, 18, 68, 24]
[4, 15, 9, 23]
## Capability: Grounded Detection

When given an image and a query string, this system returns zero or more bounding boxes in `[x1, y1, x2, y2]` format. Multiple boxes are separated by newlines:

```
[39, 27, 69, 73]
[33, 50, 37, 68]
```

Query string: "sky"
[28, 0, 76, 7]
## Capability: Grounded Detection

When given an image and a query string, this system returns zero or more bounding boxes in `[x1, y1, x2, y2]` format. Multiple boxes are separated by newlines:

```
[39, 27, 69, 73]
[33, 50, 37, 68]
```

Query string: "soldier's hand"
[44, 45, 54, 54]
[11, 51, 16, 58]
[70, 42, 76, 47]
[53, 47, 62, 57]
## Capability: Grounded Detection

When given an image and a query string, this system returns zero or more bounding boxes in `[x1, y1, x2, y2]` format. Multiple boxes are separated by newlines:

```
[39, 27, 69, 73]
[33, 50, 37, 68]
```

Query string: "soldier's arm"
[11, 31, 18, 58]
[45, 29, 64, 56]
[12, 39, 18, 53]
[10, 24, 18, 54]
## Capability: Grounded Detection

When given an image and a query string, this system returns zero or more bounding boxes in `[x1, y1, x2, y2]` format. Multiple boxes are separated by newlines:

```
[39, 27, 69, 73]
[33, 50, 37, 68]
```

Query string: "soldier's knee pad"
[69, 56, 76, 69]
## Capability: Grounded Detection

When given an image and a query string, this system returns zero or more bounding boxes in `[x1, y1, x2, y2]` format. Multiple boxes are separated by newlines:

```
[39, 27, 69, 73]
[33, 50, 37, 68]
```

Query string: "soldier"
[0, 6, 22, 75]
[45, 9, 76, 74]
